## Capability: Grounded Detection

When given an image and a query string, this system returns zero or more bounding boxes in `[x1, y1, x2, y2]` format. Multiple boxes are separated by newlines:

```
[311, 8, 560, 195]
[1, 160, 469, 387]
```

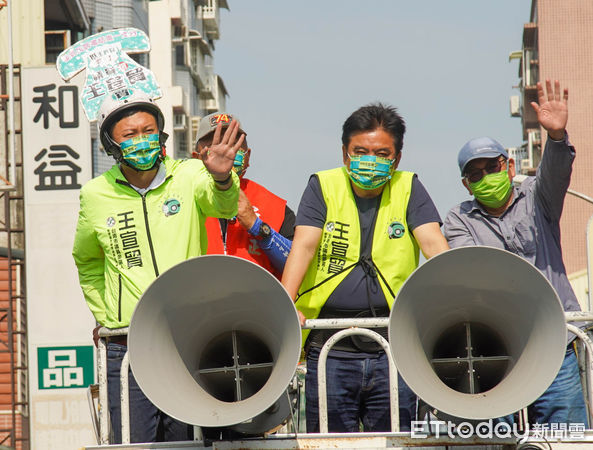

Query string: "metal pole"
[5, 0, 16, 190]
[587, 215, 593, 312]
[120, 351, 131, 444]
[97, 327, 129, 444]
[566, 311, 593, 322]
[568, 189, 593, 206]
[303, 318, 389, 330]
[97, 339, 109, 445]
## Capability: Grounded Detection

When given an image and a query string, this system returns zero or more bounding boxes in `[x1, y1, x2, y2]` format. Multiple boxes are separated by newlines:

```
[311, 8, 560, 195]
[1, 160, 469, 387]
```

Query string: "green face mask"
[469, 170, 512, 209]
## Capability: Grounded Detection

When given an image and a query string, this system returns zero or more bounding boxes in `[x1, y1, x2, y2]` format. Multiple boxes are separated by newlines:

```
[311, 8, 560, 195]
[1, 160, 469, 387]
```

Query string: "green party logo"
[162, 198, 181, 216]
[388, 221, 405, 239]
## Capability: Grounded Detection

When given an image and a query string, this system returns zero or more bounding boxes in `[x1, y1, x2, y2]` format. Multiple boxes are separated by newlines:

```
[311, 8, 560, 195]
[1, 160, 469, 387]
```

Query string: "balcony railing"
[199, 68, 216, 100]
[202, 75, 227, 113]
[202, 0, 221, 39]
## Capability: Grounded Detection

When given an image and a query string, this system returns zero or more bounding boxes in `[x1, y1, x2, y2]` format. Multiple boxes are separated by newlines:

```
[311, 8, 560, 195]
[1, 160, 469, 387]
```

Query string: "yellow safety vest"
[296, 167, 419, 344]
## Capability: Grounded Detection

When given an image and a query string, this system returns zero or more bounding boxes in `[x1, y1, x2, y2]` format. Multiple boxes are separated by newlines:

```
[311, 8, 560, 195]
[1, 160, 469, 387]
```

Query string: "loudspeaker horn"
[389, 246, 567, 420]
[128, 255, 302, 433]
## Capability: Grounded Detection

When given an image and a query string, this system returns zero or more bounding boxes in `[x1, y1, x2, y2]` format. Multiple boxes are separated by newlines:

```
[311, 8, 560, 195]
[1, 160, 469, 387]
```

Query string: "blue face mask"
[119, 134, 162, 171]
[347, 154, 395, 190]
[233, 149, 247, 176]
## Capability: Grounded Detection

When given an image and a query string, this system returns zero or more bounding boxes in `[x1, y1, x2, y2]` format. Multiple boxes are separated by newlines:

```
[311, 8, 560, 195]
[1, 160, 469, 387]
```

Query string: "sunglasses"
[464, 157, 507, 183]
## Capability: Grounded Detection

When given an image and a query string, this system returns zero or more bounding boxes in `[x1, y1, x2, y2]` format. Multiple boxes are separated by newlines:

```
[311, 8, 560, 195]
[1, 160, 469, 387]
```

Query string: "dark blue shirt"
[296, 173, 442, 353]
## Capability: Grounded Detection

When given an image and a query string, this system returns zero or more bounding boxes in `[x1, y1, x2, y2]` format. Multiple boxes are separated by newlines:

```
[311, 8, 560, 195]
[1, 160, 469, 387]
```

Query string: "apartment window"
[45, 30, 71, 64]
[175, 44, 185, 67]
[175, 130, 188, 158]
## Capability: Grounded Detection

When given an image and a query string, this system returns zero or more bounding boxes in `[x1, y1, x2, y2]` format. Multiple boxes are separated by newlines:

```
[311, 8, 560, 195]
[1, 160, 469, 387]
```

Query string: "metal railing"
[314, 324, 399, 433]
[566, 311, 593, 426]
[92, 313, 593, 445]
[96, 326, 129, 445]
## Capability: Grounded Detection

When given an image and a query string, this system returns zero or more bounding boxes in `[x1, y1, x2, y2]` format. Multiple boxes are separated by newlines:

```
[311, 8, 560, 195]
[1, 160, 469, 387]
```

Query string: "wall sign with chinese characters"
[37, 346, 94, 390]
[22, 67, 91, 202]
[31, 82, 82, 191]
[22, 66, 95, 447]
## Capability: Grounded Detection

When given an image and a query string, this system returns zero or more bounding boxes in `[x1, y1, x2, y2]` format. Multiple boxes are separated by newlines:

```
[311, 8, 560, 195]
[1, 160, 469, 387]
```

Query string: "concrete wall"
[537, 0, 593, 274]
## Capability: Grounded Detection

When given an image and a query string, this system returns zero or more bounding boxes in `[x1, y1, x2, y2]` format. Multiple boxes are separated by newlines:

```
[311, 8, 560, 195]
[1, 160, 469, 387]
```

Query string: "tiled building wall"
[81, 0, 96, 32]
[0, 413, 27, 450]
[113, 0, 149, 31]
[94, 0, 114, 32]
[537, 0, 593, 274]
[113, 0, 134, 28]
[0, 258, 28, 450]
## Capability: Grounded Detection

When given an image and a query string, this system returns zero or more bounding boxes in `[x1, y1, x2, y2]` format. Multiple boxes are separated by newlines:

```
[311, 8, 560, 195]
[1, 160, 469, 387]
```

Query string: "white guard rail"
[94, 313, 593, 444]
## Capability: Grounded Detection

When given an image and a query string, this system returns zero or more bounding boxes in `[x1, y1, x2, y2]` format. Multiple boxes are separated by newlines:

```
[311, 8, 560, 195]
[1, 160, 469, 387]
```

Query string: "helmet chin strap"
[159, 131, 169, 146]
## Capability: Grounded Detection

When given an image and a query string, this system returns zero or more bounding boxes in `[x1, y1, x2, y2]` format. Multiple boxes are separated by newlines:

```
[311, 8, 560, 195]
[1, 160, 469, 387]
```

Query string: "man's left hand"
[92, 325, 102, 348]
[531, 79, 568, 141]
[237, 189, 257, 230]
[297, 310, 306, 327]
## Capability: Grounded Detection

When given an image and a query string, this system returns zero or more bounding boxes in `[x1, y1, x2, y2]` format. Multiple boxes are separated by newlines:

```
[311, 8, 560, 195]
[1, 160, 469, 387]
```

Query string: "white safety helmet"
[97, 90, 167, 161]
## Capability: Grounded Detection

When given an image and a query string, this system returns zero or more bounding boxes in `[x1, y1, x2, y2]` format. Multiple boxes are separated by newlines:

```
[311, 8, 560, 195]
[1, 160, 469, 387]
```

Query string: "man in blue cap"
[444, 80, 587, 426]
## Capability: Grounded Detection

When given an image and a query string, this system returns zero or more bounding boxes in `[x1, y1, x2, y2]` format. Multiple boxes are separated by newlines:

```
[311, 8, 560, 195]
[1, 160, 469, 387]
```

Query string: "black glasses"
[464, 157, 507, 183]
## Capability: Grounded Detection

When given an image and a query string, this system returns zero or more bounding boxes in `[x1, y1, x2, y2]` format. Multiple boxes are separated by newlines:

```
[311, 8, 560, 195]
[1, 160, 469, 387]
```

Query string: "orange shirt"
[205, 178, 287, 279]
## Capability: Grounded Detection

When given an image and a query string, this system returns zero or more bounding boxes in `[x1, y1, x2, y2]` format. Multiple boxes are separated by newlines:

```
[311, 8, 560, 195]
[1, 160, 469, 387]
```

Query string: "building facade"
[512, 0, 593, 309]
[149, 0, 229, 159]
[1, 1, 233, 447]
[82, 0, 151, 175]
[1, 2, 92, 447]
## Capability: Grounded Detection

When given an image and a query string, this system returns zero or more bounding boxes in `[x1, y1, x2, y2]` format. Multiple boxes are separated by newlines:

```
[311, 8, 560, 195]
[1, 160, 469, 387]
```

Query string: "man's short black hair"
[342, 103, 406, 152]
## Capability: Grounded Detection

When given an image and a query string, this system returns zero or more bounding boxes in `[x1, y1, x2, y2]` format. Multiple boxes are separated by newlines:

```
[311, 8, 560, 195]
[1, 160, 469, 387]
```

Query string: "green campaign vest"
[296, 167, 419, 344]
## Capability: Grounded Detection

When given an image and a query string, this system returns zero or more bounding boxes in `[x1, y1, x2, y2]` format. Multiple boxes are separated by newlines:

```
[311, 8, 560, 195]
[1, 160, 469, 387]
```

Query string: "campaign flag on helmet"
[55, 28, 162, 122]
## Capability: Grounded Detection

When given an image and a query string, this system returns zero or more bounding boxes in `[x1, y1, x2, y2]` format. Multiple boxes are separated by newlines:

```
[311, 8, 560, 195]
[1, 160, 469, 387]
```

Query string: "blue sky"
[215, 1, 532, 217]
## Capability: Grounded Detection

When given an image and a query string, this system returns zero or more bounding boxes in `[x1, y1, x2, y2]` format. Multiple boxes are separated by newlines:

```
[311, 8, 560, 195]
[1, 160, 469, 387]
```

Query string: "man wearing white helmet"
[72, 91, 241, 443]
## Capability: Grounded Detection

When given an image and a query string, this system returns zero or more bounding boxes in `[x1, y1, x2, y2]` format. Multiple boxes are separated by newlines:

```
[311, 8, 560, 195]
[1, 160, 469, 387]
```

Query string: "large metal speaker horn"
[389, 246, 567, 420]
[128, 255, 302, 433]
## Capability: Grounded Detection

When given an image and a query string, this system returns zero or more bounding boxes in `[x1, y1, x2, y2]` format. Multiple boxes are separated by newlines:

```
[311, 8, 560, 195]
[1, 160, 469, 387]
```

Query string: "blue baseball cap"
[458, 137, 508, 175]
